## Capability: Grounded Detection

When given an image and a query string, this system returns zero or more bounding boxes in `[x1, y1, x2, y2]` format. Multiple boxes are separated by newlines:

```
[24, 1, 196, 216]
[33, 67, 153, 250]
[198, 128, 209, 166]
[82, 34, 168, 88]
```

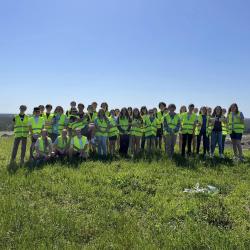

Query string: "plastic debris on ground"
[183, 183, 219, 194]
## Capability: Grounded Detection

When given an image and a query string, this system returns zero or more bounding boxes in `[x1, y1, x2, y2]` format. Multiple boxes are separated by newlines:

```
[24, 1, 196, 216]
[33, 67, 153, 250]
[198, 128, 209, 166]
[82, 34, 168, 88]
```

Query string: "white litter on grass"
[184, 183, 219, 194]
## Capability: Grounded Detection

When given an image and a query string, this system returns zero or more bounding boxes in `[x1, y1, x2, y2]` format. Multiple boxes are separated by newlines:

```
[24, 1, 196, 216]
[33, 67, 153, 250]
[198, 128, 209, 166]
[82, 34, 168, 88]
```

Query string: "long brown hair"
[228, 103, 239, 114]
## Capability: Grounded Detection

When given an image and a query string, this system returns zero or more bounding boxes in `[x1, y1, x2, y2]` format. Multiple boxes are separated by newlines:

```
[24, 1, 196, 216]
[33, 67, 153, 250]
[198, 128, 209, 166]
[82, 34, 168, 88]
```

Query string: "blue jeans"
[211, 131, 222, 154]
[96, 136, 107, 156]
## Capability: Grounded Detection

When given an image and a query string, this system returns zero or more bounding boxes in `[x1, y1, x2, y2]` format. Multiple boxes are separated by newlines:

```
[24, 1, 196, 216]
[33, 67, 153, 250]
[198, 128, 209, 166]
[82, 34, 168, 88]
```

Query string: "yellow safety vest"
[108, 117, 119, 137]
[14, 115, 29, 138]
[73, 136, 87, 150]
[43, 113, 54, 134]
[228, 112, 245, 134]
[144, 116, 157, 137]
[95, 118, 109, 137]
[29, 116, 44, 135]
[164, 113, 180, 135]
[130, 118, 143, 137]
[181, 113, 197, 135]
[57, 135, 70, 150]
[37, 136, 52, 153]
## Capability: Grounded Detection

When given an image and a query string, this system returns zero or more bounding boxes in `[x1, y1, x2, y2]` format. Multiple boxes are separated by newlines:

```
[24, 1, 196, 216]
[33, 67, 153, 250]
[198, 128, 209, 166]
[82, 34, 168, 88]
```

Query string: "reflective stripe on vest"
[164, 114, 180, 135]
[95, 118, 108, 137]
[73, 136, 87, 150]
[130, 118, 143, 137]
[108, 117, 119, 137]
[30, 116, 44, 135]
[57, 135, 70, 149]
[144, 117, 157, 137]
[14, 115, 29, 138]
[119, 117, 129, 134]
[228, 112, 244, 134]
[181, 113, 196, 134]
[38, 137, 51, 153]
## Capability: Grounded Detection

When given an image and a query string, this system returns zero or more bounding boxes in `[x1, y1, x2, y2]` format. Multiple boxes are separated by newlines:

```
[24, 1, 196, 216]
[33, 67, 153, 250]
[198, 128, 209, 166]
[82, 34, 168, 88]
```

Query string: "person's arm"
[240, 112, 244, 122]
[174, 117, 181, 133]
[163, 117, 170, 133]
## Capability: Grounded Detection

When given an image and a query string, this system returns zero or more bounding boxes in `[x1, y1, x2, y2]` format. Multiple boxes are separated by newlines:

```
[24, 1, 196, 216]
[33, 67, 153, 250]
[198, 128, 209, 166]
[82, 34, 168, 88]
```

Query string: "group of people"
[10, 101, 245, 165]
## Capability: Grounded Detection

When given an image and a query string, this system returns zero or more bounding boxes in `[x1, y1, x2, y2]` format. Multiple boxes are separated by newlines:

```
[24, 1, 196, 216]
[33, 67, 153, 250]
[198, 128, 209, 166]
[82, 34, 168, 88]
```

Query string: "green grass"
[0, 137, 250, 249]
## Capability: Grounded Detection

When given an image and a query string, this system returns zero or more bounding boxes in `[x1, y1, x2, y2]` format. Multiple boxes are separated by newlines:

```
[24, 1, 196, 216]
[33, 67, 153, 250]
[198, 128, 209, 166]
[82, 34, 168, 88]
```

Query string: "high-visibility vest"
[73, 136, 87, 151]
[57, 135, 70, 150]
[37, 136, 52, 153]
[156, 111, 164, 129]
[206, 115, 213, 136]
[181, 113, 197, 135]
[105, 111, 110, 117]
[95, 118, 109, 137]
[144, 116, 157, 137]
[228, 112, 245, 134]
[195, 115, 209, 136]
[14, 115, 29, 138]
[164, 113, 180, 135]
[58, 114, 67, 135]
[118, 117, 130, 135]
[88, 112, 97, 123]
[222, 118, 228, 136]
[29, 116, 44, 135]
[43, 113, 54, 134]
[108, 117, 119, 137]
[130, 118, 143, 137]
[70, 115, 88, 131]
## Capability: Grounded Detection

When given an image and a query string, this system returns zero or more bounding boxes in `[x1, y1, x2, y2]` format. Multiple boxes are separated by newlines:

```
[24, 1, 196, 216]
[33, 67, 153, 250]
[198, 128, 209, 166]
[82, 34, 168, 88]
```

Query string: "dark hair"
[228, 103, 239, 114]
[101, 102, 108, 111]
[199, 106, 207, 115]
[97, 108, 107, 119]
[168, 104, 176, 110]
[180, 106, 187, 113]
[119, 107, 130, 119]
[189, 104, 195, 109]
[34, 107, 40, 112]
[158, 102, 166, 108]
[140, 106, 148, 115]
[132, 108, 142, 121]
[212, 106, 222, 117]
[45, 104, 52, 109]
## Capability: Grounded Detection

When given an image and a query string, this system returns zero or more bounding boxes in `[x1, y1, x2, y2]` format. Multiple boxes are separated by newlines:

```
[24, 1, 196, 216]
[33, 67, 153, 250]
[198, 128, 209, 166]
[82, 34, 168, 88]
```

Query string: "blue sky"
[0, 0, 249, 116]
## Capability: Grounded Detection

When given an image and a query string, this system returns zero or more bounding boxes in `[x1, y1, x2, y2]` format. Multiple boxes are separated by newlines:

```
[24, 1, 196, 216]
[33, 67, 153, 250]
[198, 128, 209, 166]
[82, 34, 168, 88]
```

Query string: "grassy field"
[0, 137, 249, 249]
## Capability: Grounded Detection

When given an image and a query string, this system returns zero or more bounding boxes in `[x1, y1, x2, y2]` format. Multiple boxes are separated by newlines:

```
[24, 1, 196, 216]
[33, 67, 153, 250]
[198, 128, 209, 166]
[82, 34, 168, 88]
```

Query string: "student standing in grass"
[108, 109, 119, 156]
[34, 129, 53, 163]
[51, 106, 67, 142]
[144, 109, 157, 153]
[140, 106, 148, 150]
[227, 103, 245, 162]
[221, 108, 228, 155]
[117, 107, 131, 156]
[156, 102, 167, 150]
[66, 101, 77, 117]
[192, 107, 199, 154]
[206, 107, 212, 154]
[29, 107, 45, 160]
[178, 105, 187, 152]
[94, 109, 110, 158]
[43, 104, 54, 138]
[130, 108, 143, 156]
[209, 106, 226, 158]
[181, 104, 197, 157]
[196, 106, 209, 157]
[101, 102, 110, 117]
[10, 105, 29, 165]
[163, 104, 181, 158]
[69, 128, 88, 159]
[53, 129, 70, 158]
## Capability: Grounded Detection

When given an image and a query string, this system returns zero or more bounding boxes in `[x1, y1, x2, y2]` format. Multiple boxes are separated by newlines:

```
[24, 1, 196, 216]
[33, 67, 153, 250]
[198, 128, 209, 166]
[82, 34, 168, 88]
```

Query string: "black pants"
[182, 134, 193, 156]
[11, 137, 27, 161]
[196, 131, 209, 155]
[119, 134, 130, 155]
[141, 135, 145, 149]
